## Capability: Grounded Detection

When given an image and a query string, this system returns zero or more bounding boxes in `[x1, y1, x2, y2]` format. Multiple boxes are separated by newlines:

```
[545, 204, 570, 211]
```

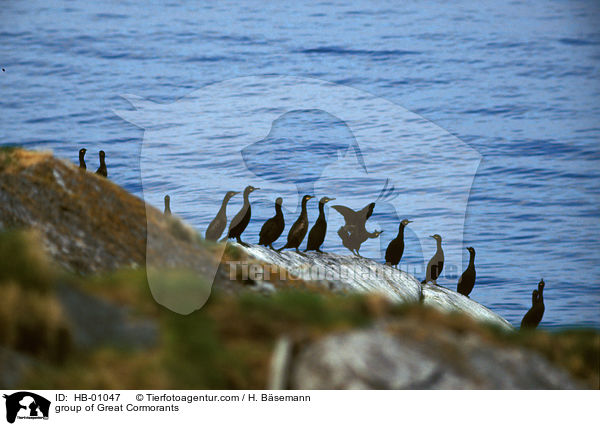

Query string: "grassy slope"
[0, 148, 598, 389]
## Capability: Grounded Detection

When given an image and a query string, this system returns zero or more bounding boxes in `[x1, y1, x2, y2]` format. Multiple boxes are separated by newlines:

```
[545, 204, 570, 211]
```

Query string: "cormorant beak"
[407, 220, 413, 223]
[429, 235, 435, 238]
[253, 187, 260, 191]
[328, 197, 336, 202]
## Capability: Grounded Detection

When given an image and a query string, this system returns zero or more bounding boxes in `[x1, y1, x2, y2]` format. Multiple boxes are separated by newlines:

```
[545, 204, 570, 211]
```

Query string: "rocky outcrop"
[239, 244, 513, 331]
[290, 327, 581, 389]
[0, 148, 214, 275]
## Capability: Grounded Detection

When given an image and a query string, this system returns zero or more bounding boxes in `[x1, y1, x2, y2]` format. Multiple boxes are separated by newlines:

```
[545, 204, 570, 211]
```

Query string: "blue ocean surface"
[1, 0, 599, 329]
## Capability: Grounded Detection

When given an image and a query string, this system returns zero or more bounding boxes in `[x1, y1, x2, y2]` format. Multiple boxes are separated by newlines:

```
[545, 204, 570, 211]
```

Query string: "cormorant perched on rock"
[333, 202, 381, 257]
[421, 234, 444, 285]
[206, 190, 240, 241]
[259, 197, 285, 249]
[78, 148, 87, 169]
[95, 150, 107, 177]
[164, 195, 171, 216]
[520, 279, 545, 330]
[457, 247, 476, 297]
[305, 196, 335, 253]
[385, 219, 412, 268]
[225, 186, 258, 245]
[278, 195, 314, 253]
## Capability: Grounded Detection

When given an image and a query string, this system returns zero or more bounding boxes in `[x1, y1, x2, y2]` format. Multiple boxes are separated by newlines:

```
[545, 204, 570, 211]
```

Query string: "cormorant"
[384, 219, 412, 268]
[95, 150, 107, 177]
[520, 279, 545, 330]
[78, 148, 87, 169]
[206, 190, 240, 241]
[164, 195, 171, 216]
[421, 234, 444, 285]
[333, 202, 380, 257]
[225, 186, 258, 245]
[305, 196, 335, 253]
[278, 195, 314, 253]
[259, 197, 285, 249]
[457, 247, 476, 297]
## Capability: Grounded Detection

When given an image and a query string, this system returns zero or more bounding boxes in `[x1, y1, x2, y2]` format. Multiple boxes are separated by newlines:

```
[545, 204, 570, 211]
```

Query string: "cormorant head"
[245, 185, 259, 194]
[400, 219, 412, 227]
[372, 230, 383, 238]
[99, 150, 105, 160]
[79, 148, 86, 156]
[430, 234, 442, 242]
[466, 246, 475, 255]
[275, 197, 283, 206]
[164, 194, 170, 203]
[302, 195, 315, 203]
[538, 279, 545, 292]
[225, 190, 240, 199]
[320, 196, 335, 204]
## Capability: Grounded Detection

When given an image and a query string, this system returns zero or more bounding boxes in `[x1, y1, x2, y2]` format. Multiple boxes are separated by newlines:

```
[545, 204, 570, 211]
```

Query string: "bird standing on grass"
[95, 150, 107, 177]
[164, 195, 171, 216]
[78, 148, 87, 169]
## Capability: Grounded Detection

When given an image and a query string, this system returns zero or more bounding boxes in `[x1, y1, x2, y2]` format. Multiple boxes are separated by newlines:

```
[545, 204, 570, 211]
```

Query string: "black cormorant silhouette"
[421, 234, 444, 285]
[457, 247, 476, 297]
[278, 194, 314, 253]
[164, 195, 171, 216]
[225, 186, 258, 245]
[520, 279, 545, 329]
[305, 196, 335, 253]
[384, 219, 412, 268]
[258, 197, 285, 250]
[206, 190, 240, 241]
[78, 148, 87, 169]
[333, 202, 382, 257]
[95, 150, 107, 177]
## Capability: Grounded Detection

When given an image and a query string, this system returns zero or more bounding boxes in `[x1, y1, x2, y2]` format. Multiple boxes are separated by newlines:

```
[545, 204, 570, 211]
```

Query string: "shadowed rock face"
[290, 328, 581, 389]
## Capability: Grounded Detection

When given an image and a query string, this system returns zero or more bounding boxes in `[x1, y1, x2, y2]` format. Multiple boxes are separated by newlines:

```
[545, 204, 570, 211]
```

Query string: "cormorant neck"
[275, 203, 283, 216]
[396, 224, 405, 239]
[220, 195, 232, 209]
[79, 153, 85, 167]
[300, 199, 309, 217]
[318, 202, 326, 216]
[468, 251, 475, 266]
[243, 190, 251, 205]
[436, 239, 442, 250]
[99, 156, 106, 167]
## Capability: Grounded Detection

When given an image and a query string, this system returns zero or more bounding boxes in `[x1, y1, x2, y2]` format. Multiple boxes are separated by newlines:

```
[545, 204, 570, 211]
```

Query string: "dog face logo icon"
[3, 392, 50, 423]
